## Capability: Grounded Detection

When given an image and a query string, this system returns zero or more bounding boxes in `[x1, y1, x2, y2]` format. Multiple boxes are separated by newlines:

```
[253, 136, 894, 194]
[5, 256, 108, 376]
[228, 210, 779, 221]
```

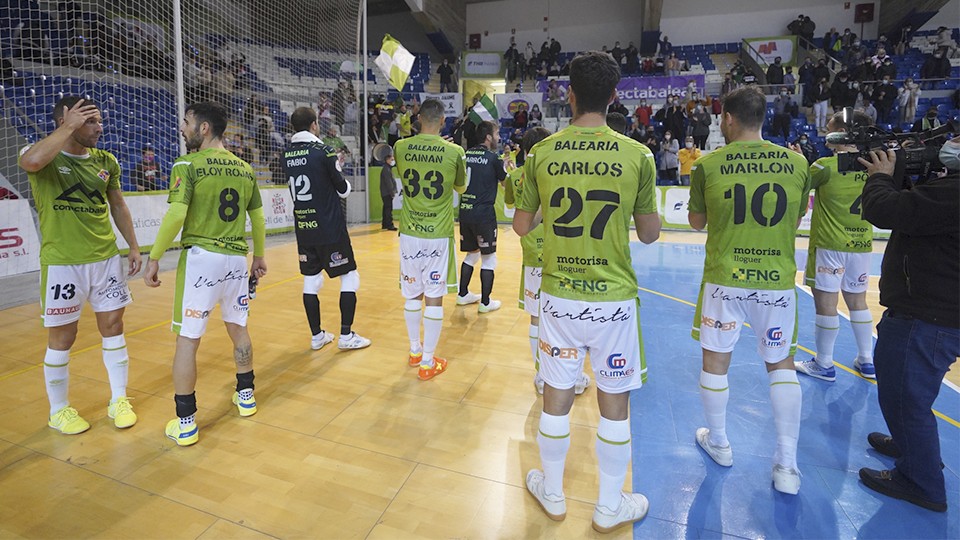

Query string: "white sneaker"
[311, 331, 335, 350]
[456, 292, 481, 305]
[525, 469, 566, 521]
[772, 464, 801, 495]
[338, 332, 372, 350]
[478, 299, 501, 313]
[591, 492, 649, 533]
[696, 427, 733, 467]
[534, 372, 545, 395]
[574, 372, 590, 395]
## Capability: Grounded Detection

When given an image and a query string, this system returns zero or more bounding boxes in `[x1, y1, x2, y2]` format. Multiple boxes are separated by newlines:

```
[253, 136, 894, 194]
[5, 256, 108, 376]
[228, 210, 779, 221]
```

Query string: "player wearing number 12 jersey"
[796, 110, 876, 382]
[393, 99, 468, 381]
[515, 52, 660, 533]
[144, 102, 267, 447]
[687, 86, 810, 494]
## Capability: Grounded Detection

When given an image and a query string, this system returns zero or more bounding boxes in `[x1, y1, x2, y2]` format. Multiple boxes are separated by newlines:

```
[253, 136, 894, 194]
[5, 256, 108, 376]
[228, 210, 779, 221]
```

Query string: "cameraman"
[855, 139, 960, 512]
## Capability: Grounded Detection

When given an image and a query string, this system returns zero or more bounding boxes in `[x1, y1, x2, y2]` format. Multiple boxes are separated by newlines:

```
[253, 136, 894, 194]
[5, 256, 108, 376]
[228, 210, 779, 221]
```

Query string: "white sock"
[814, 314, 839, 368]
[699, 371, 730, 447]
[180, 414, 196, 427]
[44, 348, 70, 415]
[537, 412, 570, 498]
[529, 324, 539, 371]
[849, 310, 874, 362]
[769, 369, 802, 469]
[422, 306, 443, 367]
[404, 299, 422, 353]
[238, 388, 254, 400]
[102, 334, 128, 402]
[596, 417, 631, 511]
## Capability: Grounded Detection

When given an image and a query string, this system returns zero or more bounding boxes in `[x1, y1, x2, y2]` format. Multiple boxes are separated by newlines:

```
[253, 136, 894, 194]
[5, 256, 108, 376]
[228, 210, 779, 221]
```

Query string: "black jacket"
[861, 171, 960, 327]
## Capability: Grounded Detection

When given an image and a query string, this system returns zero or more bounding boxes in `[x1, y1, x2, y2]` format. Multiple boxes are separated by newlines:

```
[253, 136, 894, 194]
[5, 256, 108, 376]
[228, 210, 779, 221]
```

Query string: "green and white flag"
[469, 95, 498, 124]
[375, 34, 415, 91]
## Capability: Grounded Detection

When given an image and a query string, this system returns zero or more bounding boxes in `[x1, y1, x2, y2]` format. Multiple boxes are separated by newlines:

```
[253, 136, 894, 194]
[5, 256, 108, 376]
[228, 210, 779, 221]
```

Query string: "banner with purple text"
[537, 75, 706, 102]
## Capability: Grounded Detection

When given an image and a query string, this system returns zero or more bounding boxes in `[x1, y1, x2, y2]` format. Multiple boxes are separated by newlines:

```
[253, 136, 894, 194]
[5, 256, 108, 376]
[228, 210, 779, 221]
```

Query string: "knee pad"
[303, 273, 324, 294]
[339, 270, 360, 292]
[405, 299, 422, 311]
[463, 251, 480, 266]
[481, 253, 497, 270]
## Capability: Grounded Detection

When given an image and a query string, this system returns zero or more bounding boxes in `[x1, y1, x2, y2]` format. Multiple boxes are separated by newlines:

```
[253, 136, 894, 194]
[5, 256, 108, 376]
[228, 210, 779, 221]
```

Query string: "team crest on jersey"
[97, 169, 110, 182]
[172, 177, 182, 190]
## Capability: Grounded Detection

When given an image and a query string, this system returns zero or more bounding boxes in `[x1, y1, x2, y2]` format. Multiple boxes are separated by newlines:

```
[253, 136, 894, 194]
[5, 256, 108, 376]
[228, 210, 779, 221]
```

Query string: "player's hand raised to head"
[61, 100, 100, 132]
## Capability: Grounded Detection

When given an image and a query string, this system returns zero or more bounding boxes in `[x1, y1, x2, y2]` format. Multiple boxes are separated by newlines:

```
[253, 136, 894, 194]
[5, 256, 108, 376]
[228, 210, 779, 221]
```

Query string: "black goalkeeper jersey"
[459, 146, 505, 224]
[283, 138, 349, 246]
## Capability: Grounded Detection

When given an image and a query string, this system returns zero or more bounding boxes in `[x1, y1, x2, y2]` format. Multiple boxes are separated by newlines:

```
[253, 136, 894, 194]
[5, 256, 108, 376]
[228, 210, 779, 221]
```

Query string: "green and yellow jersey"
[394, 134, 467, 240]
[504, 166, 543, 267]
[517, 125, 657, 302]
[807, 156, 872, 253]
[688, 140, 810, 290]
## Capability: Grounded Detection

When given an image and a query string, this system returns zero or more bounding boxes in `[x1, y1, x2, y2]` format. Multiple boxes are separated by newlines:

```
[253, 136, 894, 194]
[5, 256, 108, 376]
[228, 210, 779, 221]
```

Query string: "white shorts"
[519, 265, 542, 316]
[538, 291, 645, 394]
[173, 246, 249, 339]
[692, 282, 798, 363]
[804, 248, 871, 293]
[399, 234, 457, 299]
[40, 255, 132, 327]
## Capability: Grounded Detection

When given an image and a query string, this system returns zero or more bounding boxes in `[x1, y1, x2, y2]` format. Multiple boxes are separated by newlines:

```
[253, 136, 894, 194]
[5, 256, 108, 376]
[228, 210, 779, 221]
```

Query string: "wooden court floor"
[0, 226, 954, 539]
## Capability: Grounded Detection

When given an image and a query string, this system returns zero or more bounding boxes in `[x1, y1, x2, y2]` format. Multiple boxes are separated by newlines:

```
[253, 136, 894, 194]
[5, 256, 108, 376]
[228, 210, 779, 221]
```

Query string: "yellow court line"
[0, 274, 302, 383]
[638, 286, 960, 430]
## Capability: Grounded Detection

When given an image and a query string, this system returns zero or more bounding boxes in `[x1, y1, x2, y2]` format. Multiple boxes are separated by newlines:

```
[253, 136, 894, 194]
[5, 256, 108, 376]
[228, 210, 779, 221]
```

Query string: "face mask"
[800, 138, 808, 144]
[853, 83, 859, 89]
[665, 136, 671, 141]
[780, 92, 787, 97]
[883, 79, 890, 84]
[939, 141, 960, 170]
[685, 142, 694, 148]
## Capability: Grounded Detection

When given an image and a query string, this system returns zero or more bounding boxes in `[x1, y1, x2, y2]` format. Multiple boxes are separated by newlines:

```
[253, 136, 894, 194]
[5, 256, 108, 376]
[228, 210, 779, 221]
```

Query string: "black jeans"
[382, 196, 394, 228]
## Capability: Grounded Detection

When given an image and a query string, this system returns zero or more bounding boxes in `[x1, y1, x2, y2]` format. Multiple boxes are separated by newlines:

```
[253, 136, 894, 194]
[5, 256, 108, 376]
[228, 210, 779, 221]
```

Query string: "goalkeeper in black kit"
[283, 107, 371, 351]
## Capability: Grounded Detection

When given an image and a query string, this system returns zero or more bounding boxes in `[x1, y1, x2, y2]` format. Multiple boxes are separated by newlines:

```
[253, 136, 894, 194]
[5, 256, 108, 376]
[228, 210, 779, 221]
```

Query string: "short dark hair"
[605, 112, 627, 134]
[475, 120, 497, 142]
[569, 51, 620, 115]
[829, 109, 874, 130]
[521, 126, 551, 155]
[185, 101, 229, 139]
[419, 99, 445, 124]
[721, 86, 766, 129]
[52, 96, 97, 123]
[290, 107, 317, 132]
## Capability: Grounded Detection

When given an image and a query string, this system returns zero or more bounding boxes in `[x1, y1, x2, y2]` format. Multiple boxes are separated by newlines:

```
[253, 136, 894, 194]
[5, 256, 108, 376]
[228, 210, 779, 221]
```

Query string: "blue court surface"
[626, 241, 959, 539]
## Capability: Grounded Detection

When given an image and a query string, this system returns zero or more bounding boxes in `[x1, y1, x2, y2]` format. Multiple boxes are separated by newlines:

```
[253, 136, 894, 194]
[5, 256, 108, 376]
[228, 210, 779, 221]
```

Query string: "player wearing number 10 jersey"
[393, 99, 468, 381]
[515, 51, 660, 533]
[144, 102, 267, 447]
[687, 86, 810, 494]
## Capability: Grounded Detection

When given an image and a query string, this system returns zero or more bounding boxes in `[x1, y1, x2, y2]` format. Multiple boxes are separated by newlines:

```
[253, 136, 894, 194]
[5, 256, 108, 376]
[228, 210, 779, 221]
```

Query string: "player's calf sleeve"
[480, 269, 495, 304]
[174, 392, 197, 419]
[422, 306, 443, 364]
[849, 310, 874, 361]
[768, 369, 801, 469]
[596, 417, 631, 511]
[459, 262, 475, 296]
[44, 348, 70, 415]
[814, 314, 839, 367]
[699, 371, 730, 447]
[303, 294, 322, 336]
[538, 412, 570, 498]
[529, 324, 539, 370]
[236, 370, 255, 392]
[404, 299, 422, 352]
[339, 291, 357, 335]
[102, 335, 128, 401]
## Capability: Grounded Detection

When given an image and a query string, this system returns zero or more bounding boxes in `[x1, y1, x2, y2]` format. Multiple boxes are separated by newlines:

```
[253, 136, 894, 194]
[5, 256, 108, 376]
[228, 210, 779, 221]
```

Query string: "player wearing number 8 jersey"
[393, 99, 468, 380]
[143, 102, 267, 447]
[687, 86, 810, 494]
[796, 110, 876, 382]
[514, 51, 660, 533]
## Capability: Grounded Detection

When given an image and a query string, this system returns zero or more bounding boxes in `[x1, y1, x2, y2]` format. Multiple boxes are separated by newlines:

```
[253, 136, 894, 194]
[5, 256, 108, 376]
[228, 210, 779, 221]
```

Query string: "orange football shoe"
[418, 356, 448, 381]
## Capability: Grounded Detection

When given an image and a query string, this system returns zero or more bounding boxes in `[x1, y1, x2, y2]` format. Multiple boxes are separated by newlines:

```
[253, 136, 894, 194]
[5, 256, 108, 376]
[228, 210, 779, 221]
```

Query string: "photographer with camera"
[854, 137, 960, 512]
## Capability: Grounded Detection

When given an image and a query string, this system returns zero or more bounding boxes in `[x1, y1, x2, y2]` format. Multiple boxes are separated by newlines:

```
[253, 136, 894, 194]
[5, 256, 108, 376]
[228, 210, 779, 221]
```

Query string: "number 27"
[549, 188, 619, 239]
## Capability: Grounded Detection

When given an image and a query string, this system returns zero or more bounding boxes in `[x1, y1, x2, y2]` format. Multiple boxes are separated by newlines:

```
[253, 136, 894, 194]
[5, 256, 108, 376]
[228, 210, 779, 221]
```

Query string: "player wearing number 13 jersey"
[144, 102, 267, 447]
[393, 99, 468, 381]
[515, 52, 660, 533]
[687, 86, 810, 495]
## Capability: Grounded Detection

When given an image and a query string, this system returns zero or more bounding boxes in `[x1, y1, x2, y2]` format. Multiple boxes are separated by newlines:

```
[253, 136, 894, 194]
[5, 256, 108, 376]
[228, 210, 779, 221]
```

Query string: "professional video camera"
[828, 107, 958, 176]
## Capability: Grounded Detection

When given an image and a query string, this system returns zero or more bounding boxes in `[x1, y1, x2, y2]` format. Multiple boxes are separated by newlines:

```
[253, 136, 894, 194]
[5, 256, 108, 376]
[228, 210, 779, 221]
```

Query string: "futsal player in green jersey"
[143, 102, 267, 446]
[795, 110, 876, 382]
[514, 52, 660, 533]
[687, 86, 810, 494]
[19, 96, 141, 435]
[393, 99, 467, 381]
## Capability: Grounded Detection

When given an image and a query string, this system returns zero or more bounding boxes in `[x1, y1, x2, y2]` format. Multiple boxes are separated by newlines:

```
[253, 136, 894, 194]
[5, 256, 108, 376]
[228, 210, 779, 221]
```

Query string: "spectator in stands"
[524, 42, 536, 64]
[437, 59, 454, 92]
[877, 57, 897, 81]
[830, 72, 855, 112]
[853, 57, 875, 82]
[626, 42, 639, 74]
[894, 24, 914, 56]
[318, 94, 334, 134]
[611, 41, 624, 67]
[860, 99, 878, 124]
[873, 76, 897, 123]
[513, 103, 528, 130]
[741, 69, 758, 85]
[548, 61, 561, 77]
[528, 103, 543, 127]
[844, 38, 866, 68]
[812, 57, 830, 85]
[920, 50, 951, 83]
[658, 130, 680, 185]
[678, 136, 700, 185]
[853, 81, 869, 109]
[380, 153, 398, 230]
[812, 78, 831, 133]
[711, 95, 722, 119]
[628, 120, 646, 142]
[397, 101, 418, 140]
[643, 126, 660, 155]
[801, 15, 817, 43]
[133, 147, 166, 191]
[912, 106, 942, 134]
[232, 133, 254, 164]
[933, 26, 958, 59]
[549, 38, 561, 61]
[823, 27, 839, 57]
[766, 57, 785, 91]
[721, 72, 738, 98]
[333, 81, 350, 125]
[690, 101, 711, 149]
[504, 43, 520, 82]
[783, 66, 796, 93]
[634, 99, 652, 128]
[343, 94, 359, 136]
[666, 52, 681, 77]
[772, 87, 795, 139]
[608, 98, 628, 117]
[871, 48, 890, 69]
[898, 78, 921, 126]
[323, 126, 348, 154]
[526, 56, 539, 80]
[840, 28, 855, 49]
[368, 108, 381, 146]
[788, 15, 805, 37]
[546, 80, 567, 118]
[658, 35, 673, 57]
[539, 41, 550, 63]
[387, 113, 400, 146]
[653, 55, 665, 74]
[794, 134, 818, 164]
